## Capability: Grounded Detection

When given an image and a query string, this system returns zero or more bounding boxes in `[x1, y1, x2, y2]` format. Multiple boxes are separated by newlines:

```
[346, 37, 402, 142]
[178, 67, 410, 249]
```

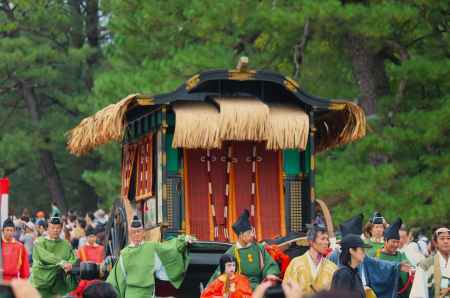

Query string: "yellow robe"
[283, 252, 337, 295]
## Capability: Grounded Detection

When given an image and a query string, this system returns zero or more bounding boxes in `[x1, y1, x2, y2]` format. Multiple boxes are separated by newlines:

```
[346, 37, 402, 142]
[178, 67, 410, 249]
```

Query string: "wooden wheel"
[315, 199, 335, 238]
[105, 199, 128, 258]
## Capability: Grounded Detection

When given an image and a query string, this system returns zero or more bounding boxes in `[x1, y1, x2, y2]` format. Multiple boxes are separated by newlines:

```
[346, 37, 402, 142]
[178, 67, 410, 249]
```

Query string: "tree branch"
[405, 29, 447, 48]
[0, 98, 20, 130]
[0, 0, 19, 37]
[293, 20, 310, 80]
[18, 25, 69, 49]
[384, 40, 410, 114]
[233, 32, 261, 55]
[0, 0, 14, 18]
[1, 163, 26, 177]
[45, 96, 80, 117]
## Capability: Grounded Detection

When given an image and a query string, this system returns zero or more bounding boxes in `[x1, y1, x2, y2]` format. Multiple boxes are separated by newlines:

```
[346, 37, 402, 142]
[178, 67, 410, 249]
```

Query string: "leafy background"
[0, 0, 448, 229]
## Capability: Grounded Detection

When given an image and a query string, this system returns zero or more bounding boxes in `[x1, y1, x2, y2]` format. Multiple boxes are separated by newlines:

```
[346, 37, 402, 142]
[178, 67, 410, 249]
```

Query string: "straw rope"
[315, 101, 366, 152]
[67, 94, 138, 156]
[266, 103, 309, 151]
[171, 102, 221, 149]
[67, 94, 366, 154]
[214, 97, 269, 141]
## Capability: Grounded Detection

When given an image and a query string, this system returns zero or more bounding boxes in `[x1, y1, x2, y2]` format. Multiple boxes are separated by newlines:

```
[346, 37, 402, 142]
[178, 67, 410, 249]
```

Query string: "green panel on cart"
[166, 133, 179, 174]
[283, 149, 300, 175]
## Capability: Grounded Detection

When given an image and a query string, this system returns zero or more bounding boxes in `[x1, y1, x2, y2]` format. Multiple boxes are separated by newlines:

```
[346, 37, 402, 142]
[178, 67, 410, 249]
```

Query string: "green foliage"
[1, 0, 448, 229]
[94, 0, 449, 228]
[0, 0, 99, 213]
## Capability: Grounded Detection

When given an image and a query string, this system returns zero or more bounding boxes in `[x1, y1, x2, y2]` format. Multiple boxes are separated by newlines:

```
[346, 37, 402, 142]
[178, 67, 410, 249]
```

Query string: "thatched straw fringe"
[338, 102, 366, 144]
[315, 101, 366, 152]
[214, 97, 269, 141]
[266, 104, 309, 150]
[67, 94, 137, 156]
[171, 102, 221, 149]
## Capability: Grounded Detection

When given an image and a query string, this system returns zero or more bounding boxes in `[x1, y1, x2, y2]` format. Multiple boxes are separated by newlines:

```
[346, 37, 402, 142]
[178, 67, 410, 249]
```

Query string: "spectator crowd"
[9, 202, 109, 264]
[0, 204, 448, 298]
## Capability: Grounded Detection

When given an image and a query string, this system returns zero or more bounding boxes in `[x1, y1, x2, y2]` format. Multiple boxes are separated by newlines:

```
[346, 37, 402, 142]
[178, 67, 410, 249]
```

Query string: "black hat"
[130, 214, 143, 229]
[85, 225, 95, 236]
[2, 218, 14, 229]
[384, 218, 402, 241]
[340, 214, 363, 237]
[341, 234, 372, 250]
[219, 254, 236, 274]
[370, 212, 385, 225]
[306, 223, 327, 241]
[232, 209, 252, 235]
[49, 216, 62, 225]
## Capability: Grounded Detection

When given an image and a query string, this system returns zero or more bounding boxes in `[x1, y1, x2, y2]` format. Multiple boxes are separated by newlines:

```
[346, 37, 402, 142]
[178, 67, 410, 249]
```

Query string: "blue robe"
[329, 248, 400, 298]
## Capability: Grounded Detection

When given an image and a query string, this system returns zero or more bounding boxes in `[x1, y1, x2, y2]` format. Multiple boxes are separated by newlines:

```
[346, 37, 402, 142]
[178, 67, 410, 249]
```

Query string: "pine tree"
[0, 0, 102, 212]
[1, 1, 448, 228]
[89, 0, 449, 226]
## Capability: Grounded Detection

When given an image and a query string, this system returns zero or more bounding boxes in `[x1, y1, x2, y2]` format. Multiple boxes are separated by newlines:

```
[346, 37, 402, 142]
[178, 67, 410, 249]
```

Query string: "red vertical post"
[0, 177, 9, 224]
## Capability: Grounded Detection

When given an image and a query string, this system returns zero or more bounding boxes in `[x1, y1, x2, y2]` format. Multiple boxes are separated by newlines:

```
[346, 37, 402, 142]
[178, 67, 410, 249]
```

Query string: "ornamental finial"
[236, 56, 249, 72]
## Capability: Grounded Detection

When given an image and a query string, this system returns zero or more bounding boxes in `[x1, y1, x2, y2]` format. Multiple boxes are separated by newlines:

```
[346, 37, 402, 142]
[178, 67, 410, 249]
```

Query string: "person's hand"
[282, 281, 303, 298]
[399, 262, 411, 273]
[185, 235, 197, 244]
[63, 262, 73, 272]
[440, 287, 450, 296]
[252, 279, 272, 298]
[265, 274, 280, 281]
[10, 279, 41, 298]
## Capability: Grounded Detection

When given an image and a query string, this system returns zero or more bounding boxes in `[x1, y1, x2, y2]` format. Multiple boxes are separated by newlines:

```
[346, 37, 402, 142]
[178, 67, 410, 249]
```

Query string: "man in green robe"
[373, 218, 413, 298]
[31, 216, 78, 298]
[106, 215, 193, 298]
[366, 212, 387, 257]
[208, 209, 280, 289]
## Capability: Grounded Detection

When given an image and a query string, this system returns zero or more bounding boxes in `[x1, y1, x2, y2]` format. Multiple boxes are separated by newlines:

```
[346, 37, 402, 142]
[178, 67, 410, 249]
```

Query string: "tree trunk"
[22, 84, 67, 211]
[85, 0, 100, 90]
[86, 0, 99, 49]
[69, 0, 84, 48]
[344, 34, 390, 116]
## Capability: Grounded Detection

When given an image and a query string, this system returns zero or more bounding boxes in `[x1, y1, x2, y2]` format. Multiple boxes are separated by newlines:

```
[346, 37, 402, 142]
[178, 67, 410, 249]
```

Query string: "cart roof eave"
[67, 67, 366, 156]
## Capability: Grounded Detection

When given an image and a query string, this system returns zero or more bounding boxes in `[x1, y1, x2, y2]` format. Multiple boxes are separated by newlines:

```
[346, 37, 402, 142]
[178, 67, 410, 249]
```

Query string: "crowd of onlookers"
[8, 202, 109, 264]
[3, 205, 448, 298]
[3, 202, 114, 297]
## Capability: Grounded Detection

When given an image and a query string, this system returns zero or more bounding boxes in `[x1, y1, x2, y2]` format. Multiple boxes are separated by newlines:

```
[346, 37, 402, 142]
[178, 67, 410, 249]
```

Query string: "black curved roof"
[148, 69, 340, 112]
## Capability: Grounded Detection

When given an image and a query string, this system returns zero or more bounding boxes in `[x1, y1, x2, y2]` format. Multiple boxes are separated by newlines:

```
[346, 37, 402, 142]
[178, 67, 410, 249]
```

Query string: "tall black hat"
[2, 217, 14, 229]
[130, 214, 143, 229]
[341, 234, 372, 250]
[232, 209, 252, 235]
[384, 218, 402, 241]
[85, 225, 95, 236]
[370, 212, 385, 225]
[306, 223, 327, 241]
[219, 254, 237, 274]
[49, 215, 62, 225]
[340, 214, 363, 237]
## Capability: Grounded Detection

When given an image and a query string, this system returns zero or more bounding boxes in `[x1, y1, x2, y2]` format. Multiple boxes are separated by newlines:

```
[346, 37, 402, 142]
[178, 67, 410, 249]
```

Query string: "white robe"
[400, 242, 425, 266]
[409, 251, 450, 298]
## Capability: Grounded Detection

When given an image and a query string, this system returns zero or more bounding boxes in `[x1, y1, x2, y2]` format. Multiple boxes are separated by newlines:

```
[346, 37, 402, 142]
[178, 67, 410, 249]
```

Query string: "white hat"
[94, 209, 107, 224]
[94, 209, 105, 218]
[25, 221, 35, 230]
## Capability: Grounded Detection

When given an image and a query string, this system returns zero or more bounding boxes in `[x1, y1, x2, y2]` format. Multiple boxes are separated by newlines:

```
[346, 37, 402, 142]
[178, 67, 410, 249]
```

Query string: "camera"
[71, 256, 116, 281]
[0, 284, 14, 298]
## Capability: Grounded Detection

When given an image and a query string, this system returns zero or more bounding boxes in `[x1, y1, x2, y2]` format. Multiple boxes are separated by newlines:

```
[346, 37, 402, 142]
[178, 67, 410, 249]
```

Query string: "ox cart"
[67, 57, 366, 296]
